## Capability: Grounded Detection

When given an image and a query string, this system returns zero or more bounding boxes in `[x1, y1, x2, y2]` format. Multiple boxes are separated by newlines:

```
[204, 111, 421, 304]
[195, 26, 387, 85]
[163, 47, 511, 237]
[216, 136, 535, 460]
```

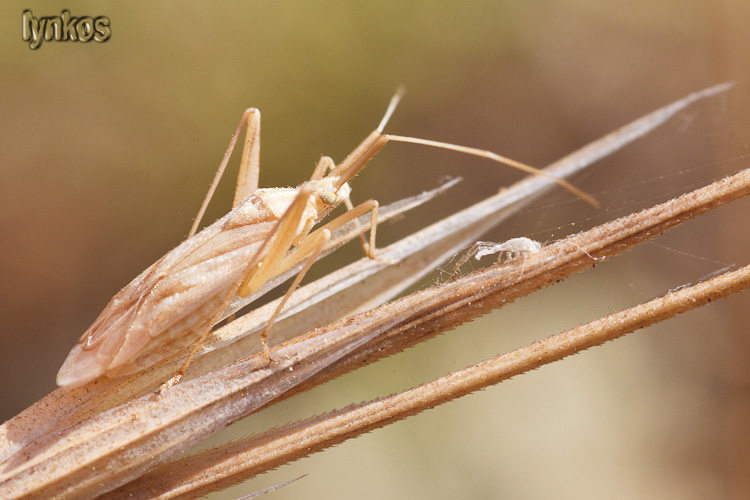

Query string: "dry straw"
[0, 83, 743, 499]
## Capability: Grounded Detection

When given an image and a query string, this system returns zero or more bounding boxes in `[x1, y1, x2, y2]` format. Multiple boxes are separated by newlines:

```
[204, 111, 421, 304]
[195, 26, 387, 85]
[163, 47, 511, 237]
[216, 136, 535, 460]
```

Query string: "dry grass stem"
[110, 262, 750, 500]
[0, 180, 456, 459]
[89, 164, 750, 499]
[0, 84, 735, 499]
[265, 165, 750, 404]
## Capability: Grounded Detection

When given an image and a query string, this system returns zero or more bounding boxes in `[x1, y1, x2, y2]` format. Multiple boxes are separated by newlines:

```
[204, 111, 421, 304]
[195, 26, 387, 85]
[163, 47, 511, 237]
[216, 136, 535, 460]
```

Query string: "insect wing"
[57, 211, 277, 387]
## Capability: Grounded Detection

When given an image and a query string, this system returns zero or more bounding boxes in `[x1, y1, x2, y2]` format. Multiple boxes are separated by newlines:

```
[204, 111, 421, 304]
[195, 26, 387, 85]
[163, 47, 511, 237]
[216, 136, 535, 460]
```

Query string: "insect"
[472, 237, 542, 260]
[56, 92, 595, 388]
[449, 237, 542, 278]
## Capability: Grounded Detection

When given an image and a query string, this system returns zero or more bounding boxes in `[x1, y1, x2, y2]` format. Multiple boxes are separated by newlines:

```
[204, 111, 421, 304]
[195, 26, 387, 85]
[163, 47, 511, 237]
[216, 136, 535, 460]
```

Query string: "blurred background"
[2, 1, 750, 498]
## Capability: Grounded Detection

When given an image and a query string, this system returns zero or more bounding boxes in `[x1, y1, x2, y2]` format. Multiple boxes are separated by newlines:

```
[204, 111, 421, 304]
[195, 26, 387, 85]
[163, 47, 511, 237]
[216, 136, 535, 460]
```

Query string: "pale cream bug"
[472, 237, 542, 260]
[56, 92, 596, 388]
[449, 237, 543, 278]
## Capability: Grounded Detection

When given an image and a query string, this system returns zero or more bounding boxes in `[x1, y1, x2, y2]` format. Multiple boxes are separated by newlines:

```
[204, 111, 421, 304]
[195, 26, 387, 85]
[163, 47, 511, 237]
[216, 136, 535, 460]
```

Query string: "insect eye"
[319, 191, 337, 205]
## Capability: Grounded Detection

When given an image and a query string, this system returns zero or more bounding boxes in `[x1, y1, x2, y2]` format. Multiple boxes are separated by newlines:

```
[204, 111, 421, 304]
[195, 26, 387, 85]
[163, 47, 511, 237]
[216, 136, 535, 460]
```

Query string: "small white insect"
[473, 237, 542, 260]
[449, 237, 542, 278]
[56, 92, 591, 389]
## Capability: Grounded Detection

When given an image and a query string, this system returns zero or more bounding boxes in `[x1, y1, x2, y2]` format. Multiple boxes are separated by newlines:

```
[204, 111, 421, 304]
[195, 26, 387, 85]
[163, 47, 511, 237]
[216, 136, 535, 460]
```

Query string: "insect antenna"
[333, 89, 597, 206]
[377, 87, 405, 133]
[383, 134, 599, 207]
[330, 89, 407, 190]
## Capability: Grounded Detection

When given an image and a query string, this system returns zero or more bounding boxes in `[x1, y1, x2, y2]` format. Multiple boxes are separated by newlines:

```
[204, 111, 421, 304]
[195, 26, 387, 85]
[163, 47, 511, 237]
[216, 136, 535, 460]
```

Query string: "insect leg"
[295, 198, 380, 260]
[190, 108, 262, 237]
[312, 154, 375, 256]
[160, 307, 227, 390]
[309, 156, 335, 181]
[258, 227, 332, 358]
[243, 199, 383, 358]
[450, 242, 483, 278]
[233, 108, 261, 207]
[337, 195, 374, 258]
[163, 185, 315, 389]
[242, 196, 384, 300]
[238, 184, 317, 297]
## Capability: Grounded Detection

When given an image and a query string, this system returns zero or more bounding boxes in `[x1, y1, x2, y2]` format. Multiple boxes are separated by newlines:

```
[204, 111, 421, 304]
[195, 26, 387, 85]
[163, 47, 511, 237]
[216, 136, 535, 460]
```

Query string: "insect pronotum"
[56, 91, 596, 388]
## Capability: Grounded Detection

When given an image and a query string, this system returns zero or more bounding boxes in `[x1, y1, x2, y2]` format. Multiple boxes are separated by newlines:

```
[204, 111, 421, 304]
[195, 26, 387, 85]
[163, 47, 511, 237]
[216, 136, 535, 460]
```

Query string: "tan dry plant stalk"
[104, 165, 750, 500]
[0, 84, 737, 499]
[108, 264, 750, 500]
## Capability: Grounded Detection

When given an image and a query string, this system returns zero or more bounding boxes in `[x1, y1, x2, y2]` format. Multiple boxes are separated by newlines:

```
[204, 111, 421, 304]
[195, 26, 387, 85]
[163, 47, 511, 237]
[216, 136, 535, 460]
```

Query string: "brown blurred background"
[2, 1, 750, 499]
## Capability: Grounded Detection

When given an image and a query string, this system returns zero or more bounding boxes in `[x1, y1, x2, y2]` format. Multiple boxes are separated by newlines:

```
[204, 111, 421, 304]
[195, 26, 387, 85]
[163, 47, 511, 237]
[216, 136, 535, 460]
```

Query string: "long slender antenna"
[377, 87, 406, 133]
[385, 134, 599, 207]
